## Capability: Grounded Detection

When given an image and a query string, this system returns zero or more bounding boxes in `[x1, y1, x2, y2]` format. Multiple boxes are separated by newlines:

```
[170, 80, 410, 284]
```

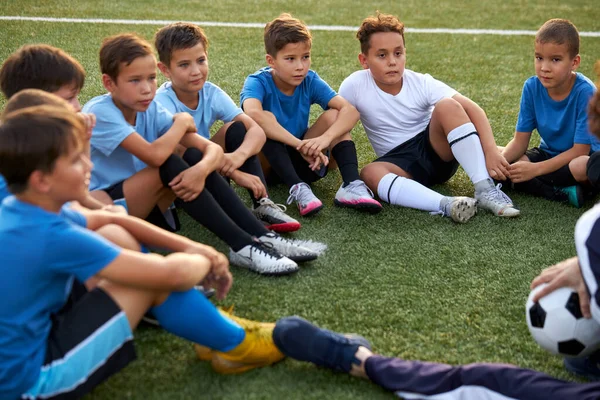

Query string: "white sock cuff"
[377, 173, 405, 203]
[447, 122, 477, 145]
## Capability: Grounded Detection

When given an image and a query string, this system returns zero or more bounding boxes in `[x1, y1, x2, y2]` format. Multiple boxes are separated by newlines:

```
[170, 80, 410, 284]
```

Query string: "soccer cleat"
[556, 185, 584, 208]
[334, 180, 383, 213]
[564, 350, 600, 381]
[475, 180, 520, 217]
[229, 241, 299, 276]
[208, 312, 285, 374]
[258, 232, 318, 263]
[440, 196, 477, 223]
[287, 183, 323, 217]
[252, 197, 301, 233]
[273, 316, 372, 373]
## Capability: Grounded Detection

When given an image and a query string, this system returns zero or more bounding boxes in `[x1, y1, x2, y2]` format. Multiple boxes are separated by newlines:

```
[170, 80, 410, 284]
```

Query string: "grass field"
[1, 1, 600, 399]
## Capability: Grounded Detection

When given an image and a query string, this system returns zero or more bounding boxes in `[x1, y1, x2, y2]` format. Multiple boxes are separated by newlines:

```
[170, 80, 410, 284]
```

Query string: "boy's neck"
[172, 84, 200, 109]
[546, 71, 577, 101]
[16, 191, 63, 213]
[111, 96, 138, 125]
[270, 70, 298, 96]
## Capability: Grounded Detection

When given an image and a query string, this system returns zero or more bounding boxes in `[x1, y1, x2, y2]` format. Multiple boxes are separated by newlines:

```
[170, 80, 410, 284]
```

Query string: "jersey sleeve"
[515, 79, 536, 133]
[240, 74, 266, 108]
[89, 101, 136, 156]
[60, 205, 87, 228]
[423, 73, 458, 105]
[46, 225, 121, 283]
[338, 74, 358, 107]
[309, 72, 337, 110]
[154, 102, 175, 138]
[154, 91, 179, 115]
[212, 85, 243, 122]
[573, 85, 595, 145]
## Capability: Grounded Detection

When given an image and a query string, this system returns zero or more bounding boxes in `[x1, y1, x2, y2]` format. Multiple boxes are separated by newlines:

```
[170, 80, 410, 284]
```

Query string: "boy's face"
[42, 141, 93, 205]
[104, 54, 157, 114]
[267, 41, 311, 92]
[159, 43, 209, 94]
[51, 82, 82, 112]
[358, 32, 406, 94]
[534, 41, 580, 93]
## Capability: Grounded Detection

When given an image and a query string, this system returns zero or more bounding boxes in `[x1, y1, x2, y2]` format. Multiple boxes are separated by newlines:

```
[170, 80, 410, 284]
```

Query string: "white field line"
[1, 16, 599, 37]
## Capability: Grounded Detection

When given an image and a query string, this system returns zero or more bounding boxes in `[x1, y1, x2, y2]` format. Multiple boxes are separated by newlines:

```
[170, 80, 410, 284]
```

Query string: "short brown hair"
[264, 13, 312, 57]
[0, 44, 85, 99]
[536, 19, 580, 59]
[100, 33, 154, 81]
[155, 22, 209, 66]
[357, 13, 405, 55]
[2, 89, 70, 117]
[0, 106, 84, 194]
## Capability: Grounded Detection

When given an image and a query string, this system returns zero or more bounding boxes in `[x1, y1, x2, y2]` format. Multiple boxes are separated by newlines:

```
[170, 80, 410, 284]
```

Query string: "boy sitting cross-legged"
[85, 33, 319, 276]
[154, 22, 300, 233]
[241, 13, 382, 217]
[338, 13, 520, 222]
[501, 19, 600, 208]
[0, 106, 285, 399]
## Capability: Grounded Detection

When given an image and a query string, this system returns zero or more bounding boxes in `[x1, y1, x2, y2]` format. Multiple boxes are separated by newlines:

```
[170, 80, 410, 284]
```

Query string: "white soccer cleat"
[229, 241, 299, 276]
[253, 197, 301, 233]
[334, 180, 382, 213]
[476, 182, 520, 218]
[258, 232, 318, 263]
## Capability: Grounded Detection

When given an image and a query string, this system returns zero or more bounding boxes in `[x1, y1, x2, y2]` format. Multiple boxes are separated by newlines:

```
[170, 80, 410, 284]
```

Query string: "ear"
[266, 54, 275, 68]
[101, 73, 116, 92]
[157, 61, 171, 79]
[572, 54, 581, 71]
[27, 170, 52, 194]
[358, 53, 369, 70]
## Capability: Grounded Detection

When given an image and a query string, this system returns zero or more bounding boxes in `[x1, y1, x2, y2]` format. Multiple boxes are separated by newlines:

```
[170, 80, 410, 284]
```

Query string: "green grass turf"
[1, 1, 600, 398]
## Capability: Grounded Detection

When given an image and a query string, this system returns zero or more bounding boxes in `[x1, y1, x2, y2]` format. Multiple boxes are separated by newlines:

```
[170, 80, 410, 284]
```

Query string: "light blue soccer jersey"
[516, 73, 599, 156]
[240, 68, 336, 139]
[155, 81, 242, 139]
[83, 94, 174, 190]
[0, 197, 121, 399]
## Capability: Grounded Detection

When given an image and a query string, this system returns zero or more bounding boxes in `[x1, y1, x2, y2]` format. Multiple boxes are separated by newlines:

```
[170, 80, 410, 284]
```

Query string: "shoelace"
[258, 198, 289, 213]
[252, 240, 284, 260]
[344, 181, 374, 197]
[482, 183, 513, 205]
[286, 183, 315, 205]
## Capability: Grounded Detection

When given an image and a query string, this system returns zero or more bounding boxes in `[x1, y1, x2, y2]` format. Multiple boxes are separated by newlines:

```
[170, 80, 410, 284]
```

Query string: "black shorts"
[21, 280, 136, 399]
[374, 125, 459, 187]
[525, 147, 553, 163]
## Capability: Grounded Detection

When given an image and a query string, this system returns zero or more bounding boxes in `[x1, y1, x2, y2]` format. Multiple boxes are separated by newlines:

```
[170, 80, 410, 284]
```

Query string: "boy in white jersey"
[338, 13, 520, 221]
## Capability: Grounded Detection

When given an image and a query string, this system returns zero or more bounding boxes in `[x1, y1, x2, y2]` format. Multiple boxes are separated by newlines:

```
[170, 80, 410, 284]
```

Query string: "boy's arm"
[243, 98, 303, 147]
[452, 94, 510, 180]
[510, 144, 590, 183]
[297, 95, 360, 157]
[502, 131, 532, 163]
[120, 113, 196, 168]
[220, 113, 267, 176]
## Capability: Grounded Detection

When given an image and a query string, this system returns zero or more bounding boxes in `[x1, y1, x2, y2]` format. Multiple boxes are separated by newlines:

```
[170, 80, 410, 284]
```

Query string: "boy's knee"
[569, 155, 590, 182]
[224, 121, 248, 152]
[321, 108, 339, 126]
[433, 97, 465, 115]
[96, 224, 141, 251]
[182, 147, 204, 166]
[360, 164, 381, 191]
[159, 154, 189, 186]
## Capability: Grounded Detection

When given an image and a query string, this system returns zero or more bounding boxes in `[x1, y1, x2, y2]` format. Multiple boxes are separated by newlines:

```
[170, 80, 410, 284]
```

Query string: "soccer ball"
[526, 283, 600, 357]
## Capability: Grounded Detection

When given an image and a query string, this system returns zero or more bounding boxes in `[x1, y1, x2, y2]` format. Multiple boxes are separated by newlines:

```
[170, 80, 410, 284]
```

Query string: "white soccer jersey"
[339, 69, 457, 157]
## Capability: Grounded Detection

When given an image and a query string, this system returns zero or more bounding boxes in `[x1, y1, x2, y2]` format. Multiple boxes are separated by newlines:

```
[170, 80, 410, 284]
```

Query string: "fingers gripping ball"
[526, 284, 600, 357]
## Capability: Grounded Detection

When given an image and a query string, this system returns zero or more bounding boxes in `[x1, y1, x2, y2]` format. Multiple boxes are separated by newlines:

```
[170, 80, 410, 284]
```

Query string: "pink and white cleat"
[334, 180, 382, 213]
[287, 182, 323, 217]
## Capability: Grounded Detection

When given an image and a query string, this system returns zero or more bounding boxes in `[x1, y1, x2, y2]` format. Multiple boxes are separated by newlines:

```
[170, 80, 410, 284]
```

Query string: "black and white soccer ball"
[526, 283, 600, 357]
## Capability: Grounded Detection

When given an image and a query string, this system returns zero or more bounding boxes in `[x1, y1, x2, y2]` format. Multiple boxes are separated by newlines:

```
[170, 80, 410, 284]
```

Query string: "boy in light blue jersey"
[0, 106, 285, 398]
[154, 22, 300, 233]
[241, 13, 382, 217]
[502, 19, 599, 208]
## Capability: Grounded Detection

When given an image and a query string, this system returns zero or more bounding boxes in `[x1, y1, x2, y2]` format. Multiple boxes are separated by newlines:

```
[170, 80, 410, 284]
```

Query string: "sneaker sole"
[334, 199, 383, 214]
[299, 204, 324, 217]
[266, 221, 302, 233]
[450, 199, 477, 223]
[287, 253, 318, 263]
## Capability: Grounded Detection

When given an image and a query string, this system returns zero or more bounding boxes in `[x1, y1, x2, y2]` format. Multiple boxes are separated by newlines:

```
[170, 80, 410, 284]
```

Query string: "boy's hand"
[173, 113, 197, 134]
[530, 257, 591, 318]
[485, 150, 510, 181]
[77, 112, 96, 140]
[297, 136, 331, 157]
[200, 254, 233, 300]
[220, 153, 246, 177]
[101, 204, 128, 215]
[301, 151, 329, 171]
[231, 171, 267, 199]
[509, 160, 538, 182]
[169, 167, 206, 201]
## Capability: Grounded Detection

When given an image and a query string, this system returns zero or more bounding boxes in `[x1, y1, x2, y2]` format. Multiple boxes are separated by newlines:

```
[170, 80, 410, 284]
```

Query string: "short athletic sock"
[331, 140, 361, 185]
[159, 154, 253, 251]
[224, 121, 268, 207]
[151, 289, 245, 352]
[448, 123, 489, 184]
[262, 139, 303, 188]
[377, 173, 444, 212]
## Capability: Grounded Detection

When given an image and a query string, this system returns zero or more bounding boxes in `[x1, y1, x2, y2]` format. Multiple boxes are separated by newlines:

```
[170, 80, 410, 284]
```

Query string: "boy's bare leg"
[122, 168, 176, 218]
[360, 162, 411, 193]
